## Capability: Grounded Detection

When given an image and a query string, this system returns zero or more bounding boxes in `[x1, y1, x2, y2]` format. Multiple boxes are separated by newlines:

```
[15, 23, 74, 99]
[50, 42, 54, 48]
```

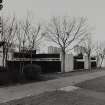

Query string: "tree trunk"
[99, 57, 104, 69]
[5, 47, 8, 67]
[2, 45, 5, 67]
[96, 56, 99, 68]
[88, 56, 91, 70]
[19, 44, 21, 52]
[61, 51, 66, 73]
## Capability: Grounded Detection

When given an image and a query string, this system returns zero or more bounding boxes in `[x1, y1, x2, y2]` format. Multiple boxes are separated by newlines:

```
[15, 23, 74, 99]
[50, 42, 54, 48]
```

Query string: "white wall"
[65, 54, 74, 72]
[0, 52, 3, 66]
[101, 59, 105, 67]
[8, 52, 13, 60]
[0, 47, 3, 66]
[84, 55, 89, 69]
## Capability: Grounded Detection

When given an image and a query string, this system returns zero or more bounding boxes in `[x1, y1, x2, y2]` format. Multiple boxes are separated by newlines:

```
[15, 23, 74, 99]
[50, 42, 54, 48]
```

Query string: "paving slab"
[59, 86, 79, 92]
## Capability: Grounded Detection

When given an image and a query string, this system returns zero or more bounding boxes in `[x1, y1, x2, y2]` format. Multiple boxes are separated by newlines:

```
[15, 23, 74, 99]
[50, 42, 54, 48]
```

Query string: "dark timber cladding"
[7, 60, 61, 73]
[8, 52, 61, 73]
[13, 52, 60, 59]
[74, 53, 84, 70]
[74, 53, 97, 70]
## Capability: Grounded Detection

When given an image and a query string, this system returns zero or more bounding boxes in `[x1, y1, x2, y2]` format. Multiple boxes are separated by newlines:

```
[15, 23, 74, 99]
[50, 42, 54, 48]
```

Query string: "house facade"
[47, 46, 97, 72]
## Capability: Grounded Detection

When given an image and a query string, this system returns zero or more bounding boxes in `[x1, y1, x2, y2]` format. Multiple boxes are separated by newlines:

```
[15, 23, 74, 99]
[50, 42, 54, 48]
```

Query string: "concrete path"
[1, 70, 105, 104]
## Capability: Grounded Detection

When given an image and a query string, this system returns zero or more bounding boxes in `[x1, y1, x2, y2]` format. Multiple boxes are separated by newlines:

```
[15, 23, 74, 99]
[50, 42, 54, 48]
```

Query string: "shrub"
[23, 64, 41, 80]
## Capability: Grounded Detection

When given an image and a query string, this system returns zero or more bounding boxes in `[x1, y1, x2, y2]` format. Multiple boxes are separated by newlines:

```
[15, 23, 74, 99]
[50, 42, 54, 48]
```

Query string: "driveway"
[0, 70, 105, 104]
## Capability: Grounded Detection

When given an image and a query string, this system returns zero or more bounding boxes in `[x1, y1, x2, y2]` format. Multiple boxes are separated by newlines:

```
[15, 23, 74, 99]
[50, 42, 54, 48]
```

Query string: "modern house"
[47, 46, 97, 72]
[7, 50, 61, 73]
[0, 43, 97, 73]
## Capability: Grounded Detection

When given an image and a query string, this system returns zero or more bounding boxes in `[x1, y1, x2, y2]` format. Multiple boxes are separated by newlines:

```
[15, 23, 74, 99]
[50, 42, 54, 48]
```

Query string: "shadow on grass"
[75, 76, 105, 92]
[0, 73, 59, 88]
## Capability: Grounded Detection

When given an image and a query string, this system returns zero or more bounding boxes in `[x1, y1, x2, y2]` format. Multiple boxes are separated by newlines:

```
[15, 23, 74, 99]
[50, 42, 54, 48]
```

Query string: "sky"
[1, 0, 105, 52]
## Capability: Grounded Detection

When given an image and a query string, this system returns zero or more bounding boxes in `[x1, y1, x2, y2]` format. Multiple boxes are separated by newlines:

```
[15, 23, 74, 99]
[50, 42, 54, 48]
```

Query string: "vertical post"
[0, 0, 3, 39]
[0, 0, 3, 67]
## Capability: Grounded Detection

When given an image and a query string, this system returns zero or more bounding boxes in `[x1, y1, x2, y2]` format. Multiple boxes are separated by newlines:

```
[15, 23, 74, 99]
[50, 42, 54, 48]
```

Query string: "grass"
[1, 69, 105, 105]
[3, 90, 105, 105]
[0, 68, 101, 88]
[42, 68, 103, 79]
[76, 76, 105, 92]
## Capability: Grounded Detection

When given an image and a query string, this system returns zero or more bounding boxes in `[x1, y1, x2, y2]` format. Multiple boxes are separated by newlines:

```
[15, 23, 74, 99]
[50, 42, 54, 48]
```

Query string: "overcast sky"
[1, 0, 105, 52]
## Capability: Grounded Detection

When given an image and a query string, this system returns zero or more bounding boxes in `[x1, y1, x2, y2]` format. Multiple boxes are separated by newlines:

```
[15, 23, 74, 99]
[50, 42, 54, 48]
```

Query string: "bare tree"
[44, 16, 90, 72]
[79, 35, 94, 70]
[27, 24, 42, 50]
[18, 15, 42, 52]
[15, 21, 23, 52]
[1, 16, 17, 67]
[21, 17, 31, 51]
[95, 41, 105, 68]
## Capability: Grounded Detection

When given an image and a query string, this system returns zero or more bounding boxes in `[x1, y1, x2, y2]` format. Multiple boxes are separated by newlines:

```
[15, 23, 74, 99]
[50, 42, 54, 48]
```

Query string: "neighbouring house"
[96, 56, 105, 68]
[73, 45, 97, 70]
[74, 53, 97, 70]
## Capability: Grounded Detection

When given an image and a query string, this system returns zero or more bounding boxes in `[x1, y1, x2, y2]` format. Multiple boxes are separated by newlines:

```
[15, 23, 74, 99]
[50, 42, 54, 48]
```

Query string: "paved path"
[1, 70, 105, 104]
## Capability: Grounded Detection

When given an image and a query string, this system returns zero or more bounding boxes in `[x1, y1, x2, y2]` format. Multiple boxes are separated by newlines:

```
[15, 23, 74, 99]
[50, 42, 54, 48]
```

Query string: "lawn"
[1, 70, 105, 105]
[0, 68, 101, 88]
[76, 76, 105, 92]
[3, 90, 105, 105]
